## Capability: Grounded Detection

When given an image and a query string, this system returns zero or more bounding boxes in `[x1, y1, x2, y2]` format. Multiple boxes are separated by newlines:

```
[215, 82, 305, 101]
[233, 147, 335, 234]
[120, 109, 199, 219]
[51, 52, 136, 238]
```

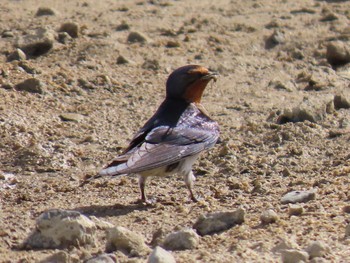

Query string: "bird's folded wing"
[101, 125, 218, 175]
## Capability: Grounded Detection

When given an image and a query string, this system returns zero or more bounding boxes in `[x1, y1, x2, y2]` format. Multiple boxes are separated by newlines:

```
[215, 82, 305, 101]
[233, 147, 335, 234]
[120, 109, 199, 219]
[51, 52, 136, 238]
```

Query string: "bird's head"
[166, 65, 218, 103]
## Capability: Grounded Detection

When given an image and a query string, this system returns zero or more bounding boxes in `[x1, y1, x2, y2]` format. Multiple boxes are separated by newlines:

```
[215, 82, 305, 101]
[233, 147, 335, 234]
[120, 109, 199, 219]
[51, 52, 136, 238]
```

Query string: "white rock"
[163, 228, 199, 251]
[106, 226, 150, 257]
[193, 209, 245, 236]
[148, 246, 176, 263]
[305, 241, 329, 259]
[281, 249, 309, 263]
[23, 209, 96, 249]
[260, 209, 279, 224]
[281, 190, 316, 204]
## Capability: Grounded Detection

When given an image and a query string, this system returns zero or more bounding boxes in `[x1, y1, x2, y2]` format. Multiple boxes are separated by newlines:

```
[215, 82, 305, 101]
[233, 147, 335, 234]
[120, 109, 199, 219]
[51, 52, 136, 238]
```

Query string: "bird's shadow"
[74, 202, 151, 218]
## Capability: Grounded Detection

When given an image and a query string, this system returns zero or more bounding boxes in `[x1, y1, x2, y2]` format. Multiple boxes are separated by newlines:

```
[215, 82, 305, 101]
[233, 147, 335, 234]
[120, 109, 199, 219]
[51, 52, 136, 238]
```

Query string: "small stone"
[320, 9, 338, 22]
[1, 83, 14, 90]
[22, 209, 96, 249]
[59, 113, 84, 122]
[40, 251, 70, 263]
[193, 209, 245, 236]
[163, 228, 199, 251]
[345, 224, 350, 238]
[326, 41, 350, 67]
[7, 48, 26, 62]
[281, 249, 309, 263]
[16, 28, 55, 57]
[166, 40, 180, 48]
[281, 190, 316, 204]
[2, 30, 14, 38]
[85, 253, 117, 263]
[142, 59, 160, 71]
[15, 78, 44, 94]
[35, 7, 56, 17]
[59, 22, 79, 38]
[343, 205, 350, 213]
[288, 204, 304, 216]
[106, 226, 150, 256]
[127, 31, 148, 43]
[260, 209, 279, 224]
[58, 32, 72, 44]
[334, 94, 350, 110]
[305, 241, 329, 259]
[265, 30, 285, 49]
[115, 22, 130, 31]
[116, 55, 129, 65]
[148, 246, 176, 263]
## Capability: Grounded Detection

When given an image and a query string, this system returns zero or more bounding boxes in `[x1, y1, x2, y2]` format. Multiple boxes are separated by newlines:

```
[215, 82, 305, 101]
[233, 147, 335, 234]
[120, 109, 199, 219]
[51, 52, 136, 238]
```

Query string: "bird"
[99, 65, 220, 203]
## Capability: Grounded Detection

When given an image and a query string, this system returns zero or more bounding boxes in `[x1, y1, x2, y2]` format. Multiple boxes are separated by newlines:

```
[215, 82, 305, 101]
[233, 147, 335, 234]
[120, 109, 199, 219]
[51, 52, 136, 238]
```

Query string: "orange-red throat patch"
[183, 78, 211, 103]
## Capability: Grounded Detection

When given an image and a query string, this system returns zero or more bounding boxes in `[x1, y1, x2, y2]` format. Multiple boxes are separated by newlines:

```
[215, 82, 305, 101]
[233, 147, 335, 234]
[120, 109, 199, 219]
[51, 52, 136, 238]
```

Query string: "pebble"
[59, 22, 79, 38]
[7, 48, 26, 62]
[16, 28, 55, 57]
[2, 30, 14, 38]
[280, 249, 309, 263]
[142, 59, 160, 71]
[166, 40, 180, 48]
[86, 253, 117, 263]
[345, 223, 350, 238]
[116, 55, 129, 65]
[281, 190, 316, 204]
[193, 209, 245, 236]
[265, 30, 285, 49]
[305, 241, 329, 259]
[343, 205, 350, 213]
[22, 209, 96, 249]
[148, 246, 176, 263]
[334, 94, 350, 110]
[115, 22, 130, 31]
[260, 209, 279, 224]
[59, 113, 84, 122]
[58, 32, 72, 44]
[40, 251, 70, 263]
[35, 7, 56, 17]
[288, 204, 304, 216]
[127, 31, 148, 43]
[326, 41, 350, 67]
[105, 226, 150, 257]
[15, 78, 45, 94]
[163, 228, 199, 251]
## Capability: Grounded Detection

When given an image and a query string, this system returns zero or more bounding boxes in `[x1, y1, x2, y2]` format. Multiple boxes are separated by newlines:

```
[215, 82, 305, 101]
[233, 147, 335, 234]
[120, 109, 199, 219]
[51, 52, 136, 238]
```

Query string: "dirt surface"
[1, 0, 350, 262]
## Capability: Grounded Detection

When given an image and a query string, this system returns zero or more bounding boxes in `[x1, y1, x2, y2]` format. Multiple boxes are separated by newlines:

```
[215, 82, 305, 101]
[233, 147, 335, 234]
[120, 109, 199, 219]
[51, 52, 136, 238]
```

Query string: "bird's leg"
[184, 171, 199, 202]
[138, 175, 148, 203]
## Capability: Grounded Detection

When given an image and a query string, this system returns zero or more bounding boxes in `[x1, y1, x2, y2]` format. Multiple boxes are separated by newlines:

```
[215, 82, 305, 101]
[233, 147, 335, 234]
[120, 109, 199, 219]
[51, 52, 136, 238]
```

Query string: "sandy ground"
[1, 0, 350, 262]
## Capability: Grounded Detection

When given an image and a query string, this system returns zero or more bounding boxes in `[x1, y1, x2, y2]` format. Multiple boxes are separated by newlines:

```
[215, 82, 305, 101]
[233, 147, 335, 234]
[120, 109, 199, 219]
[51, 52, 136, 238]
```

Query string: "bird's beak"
[201, 70, 219, 82]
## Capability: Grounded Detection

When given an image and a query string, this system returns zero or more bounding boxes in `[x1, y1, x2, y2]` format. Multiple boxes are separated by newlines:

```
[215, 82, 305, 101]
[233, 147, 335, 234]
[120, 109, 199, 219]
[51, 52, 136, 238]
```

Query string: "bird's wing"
[99, 125, 219, 176]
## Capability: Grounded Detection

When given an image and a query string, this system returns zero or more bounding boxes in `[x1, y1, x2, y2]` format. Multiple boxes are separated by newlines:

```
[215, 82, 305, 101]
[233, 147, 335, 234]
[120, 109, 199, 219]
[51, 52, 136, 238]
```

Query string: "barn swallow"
[99, 65, 220, 203]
